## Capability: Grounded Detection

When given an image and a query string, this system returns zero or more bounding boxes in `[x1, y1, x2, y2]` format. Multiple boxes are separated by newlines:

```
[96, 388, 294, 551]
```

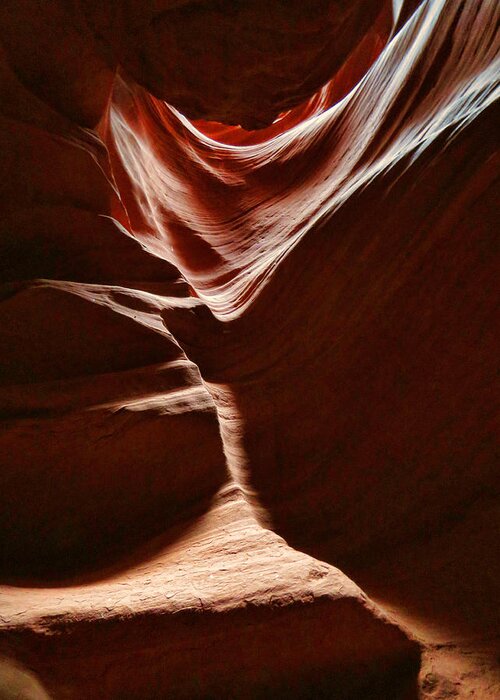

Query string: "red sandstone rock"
[107, 0, 500, 692]
[1, 0, 388, 130]
[85, 0, 390, 129]
[0, 1, 114, 128]
[0, 490, 420, 698]
[0, 0, 498, 697]
[0, 10, 227, 579]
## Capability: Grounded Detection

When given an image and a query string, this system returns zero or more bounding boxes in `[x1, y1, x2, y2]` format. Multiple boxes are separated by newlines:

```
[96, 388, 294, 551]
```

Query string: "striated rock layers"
[1, 491, 420, 698]
[0, 0, 498, 697]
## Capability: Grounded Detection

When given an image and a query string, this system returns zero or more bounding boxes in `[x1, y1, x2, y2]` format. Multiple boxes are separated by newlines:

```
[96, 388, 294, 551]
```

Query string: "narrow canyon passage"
[0, 0, 498, 697]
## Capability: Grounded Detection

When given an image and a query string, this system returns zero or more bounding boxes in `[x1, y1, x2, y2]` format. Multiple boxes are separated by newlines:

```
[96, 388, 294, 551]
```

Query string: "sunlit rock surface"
[108, 0, 500, 695]
[0, 0, 498, 697]
[0, 490, 420, 698]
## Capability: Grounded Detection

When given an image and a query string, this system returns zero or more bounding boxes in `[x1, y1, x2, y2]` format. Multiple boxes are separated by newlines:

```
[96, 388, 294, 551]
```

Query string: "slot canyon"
[0, 0, 498, 697]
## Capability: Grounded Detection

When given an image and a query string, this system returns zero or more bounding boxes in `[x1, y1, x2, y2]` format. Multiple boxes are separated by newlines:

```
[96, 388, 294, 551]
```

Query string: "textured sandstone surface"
[0, 0, 498, 697]
[110, 0, 498, 568]
[106, 0, 499, 695]
[0, 5, 228, 582]
[84, 0, 390, 129]
[0, 490, 420, 698]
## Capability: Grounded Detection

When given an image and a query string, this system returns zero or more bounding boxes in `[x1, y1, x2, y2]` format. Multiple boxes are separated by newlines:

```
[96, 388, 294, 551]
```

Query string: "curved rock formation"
[0, 4, 227, 578]
[0, 0, 498, 697]
[81, 0, 390, 129]
[0, 490, 420, 698]
[107, 0, 500, 693]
